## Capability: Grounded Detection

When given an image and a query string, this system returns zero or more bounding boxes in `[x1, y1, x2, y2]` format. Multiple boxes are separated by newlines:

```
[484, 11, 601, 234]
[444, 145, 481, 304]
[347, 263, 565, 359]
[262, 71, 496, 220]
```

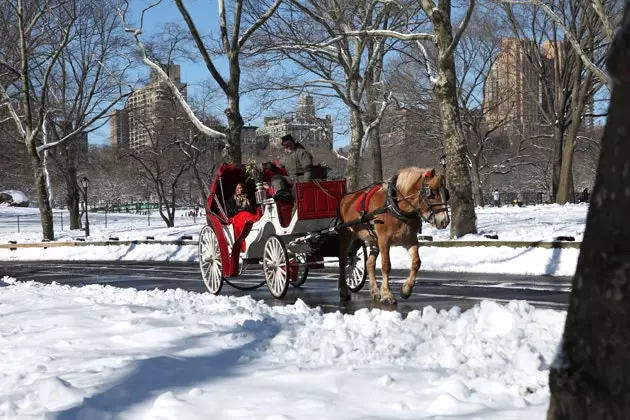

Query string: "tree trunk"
[58, 135, 82, 230]
[225, 53, 243, 164]
[431, 3, 477, 238]
[370, 127, 383, 182]
[469, 159, 485, 207]
[547, 8, 630, 417]
[551, 125, 563, 198]
[29, 152, 55, 240]
[66, 176, 82, 230]
[556, 71, 591, 204]
[345, 108, 365, 190]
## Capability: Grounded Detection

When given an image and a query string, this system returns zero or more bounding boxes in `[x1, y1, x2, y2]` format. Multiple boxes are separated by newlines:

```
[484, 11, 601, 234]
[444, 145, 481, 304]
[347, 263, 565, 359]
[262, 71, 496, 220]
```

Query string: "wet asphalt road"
[0, 261, 571, 315]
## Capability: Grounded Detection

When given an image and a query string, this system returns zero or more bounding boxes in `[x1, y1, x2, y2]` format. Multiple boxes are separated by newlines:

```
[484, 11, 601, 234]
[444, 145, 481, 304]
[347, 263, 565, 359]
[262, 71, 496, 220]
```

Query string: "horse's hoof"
[339, 288, 351, 301]
[401, 285, 413, 299]
[380, 294, 397, 305]
[370, 289, 381, 302]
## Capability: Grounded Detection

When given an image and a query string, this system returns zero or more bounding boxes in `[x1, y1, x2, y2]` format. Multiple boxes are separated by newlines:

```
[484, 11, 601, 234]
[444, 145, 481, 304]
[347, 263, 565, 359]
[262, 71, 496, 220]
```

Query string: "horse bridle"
[419, 180, 449, 223]
[386, 173, 449, 223]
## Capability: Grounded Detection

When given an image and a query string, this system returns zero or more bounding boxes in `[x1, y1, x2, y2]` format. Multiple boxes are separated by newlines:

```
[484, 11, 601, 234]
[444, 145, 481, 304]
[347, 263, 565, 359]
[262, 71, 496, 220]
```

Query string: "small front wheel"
[263, 234, 290, 299]
[290, 255, 309, 288]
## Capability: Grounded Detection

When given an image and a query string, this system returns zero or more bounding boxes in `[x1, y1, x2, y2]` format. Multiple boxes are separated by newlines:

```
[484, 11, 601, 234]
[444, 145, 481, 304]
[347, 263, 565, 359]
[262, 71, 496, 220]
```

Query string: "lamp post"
[81, 176, 90, 238]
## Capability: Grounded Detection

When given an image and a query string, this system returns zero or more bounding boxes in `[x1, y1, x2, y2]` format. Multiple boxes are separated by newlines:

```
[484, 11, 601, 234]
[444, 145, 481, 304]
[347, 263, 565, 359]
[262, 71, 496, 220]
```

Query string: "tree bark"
[432, 5, 477, 237]
[547, 5, 630, 417]
[469, 158, 485, 207]
[28, 149, 55, 240]
[345, 108, 365, 190]
[556, 70, 592, 204]
[225, 51, 243, 164]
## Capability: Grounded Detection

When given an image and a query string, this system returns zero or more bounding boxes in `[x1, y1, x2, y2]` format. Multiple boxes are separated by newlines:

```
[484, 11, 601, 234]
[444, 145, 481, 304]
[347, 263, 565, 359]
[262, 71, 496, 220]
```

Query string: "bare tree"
[117, 0, 282, 164]
[501, 0, 616, 203]
[547, 2, 630, 416]
[45, 0, 132, 230]
[254, 0, 405, 189]
[124, 95, 198, 227]
[0, 0, 126, 240]
[455, 11, 531, 206]
[342, 0, 478, 237]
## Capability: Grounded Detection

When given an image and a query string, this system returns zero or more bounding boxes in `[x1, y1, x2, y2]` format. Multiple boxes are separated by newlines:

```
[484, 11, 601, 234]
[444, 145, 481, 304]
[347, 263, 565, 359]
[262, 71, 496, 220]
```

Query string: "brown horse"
[337, 167, 450, 305]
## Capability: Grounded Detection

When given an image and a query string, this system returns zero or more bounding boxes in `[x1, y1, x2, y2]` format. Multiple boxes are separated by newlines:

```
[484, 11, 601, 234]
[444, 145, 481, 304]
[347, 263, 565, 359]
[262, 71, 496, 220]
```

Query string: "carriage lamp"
[81, 176, 90, 238]
[439, 155, 446, 168]
[255, 182, 266, 205]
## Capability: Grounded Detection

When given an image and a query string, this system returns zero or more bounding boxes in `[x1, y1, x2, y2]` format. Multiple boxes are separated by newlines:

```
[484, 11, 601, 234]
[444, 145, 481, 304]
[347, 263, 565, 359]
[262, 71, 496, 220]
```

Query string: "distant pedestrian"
[581, 188, 590, 203]
[493, 189, 500, 207]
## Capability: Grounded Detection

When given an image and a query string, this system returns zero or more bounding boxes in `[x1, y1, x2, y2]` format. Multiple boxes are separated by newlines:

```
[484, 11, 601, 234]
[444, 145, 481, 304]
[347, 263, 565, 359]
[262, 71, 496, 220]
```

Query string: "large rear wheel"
[198, 225, 224, 295]
[263, 235, 290, 299]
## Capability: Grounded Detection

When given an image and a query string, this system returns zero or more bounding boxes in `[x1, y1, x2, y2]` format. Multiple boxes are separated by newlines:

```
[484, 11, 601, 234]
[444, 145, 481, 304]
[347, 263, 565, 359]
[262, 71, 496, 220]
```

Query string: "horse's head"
[417, 168, 450, 229]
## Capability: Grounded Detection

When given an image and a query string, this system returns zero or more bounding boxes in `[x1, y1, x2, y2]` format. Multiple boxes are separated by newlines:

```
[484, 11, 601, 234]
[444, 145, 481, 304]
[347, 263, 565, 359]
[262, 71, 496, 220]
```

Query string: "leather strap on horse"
[355, 185, 381, 216]
[386, 175, 420, 221]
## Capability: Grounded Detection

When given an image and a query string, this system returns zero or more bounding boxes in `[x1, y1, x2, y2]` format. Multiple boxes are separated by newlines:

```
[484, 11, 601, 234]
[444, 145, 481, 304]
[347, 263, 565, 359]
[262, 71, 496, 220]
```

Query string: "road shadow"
[53, 319, 281, 419]
[544, 246, 563, 276]
[116, 243, 137, 261]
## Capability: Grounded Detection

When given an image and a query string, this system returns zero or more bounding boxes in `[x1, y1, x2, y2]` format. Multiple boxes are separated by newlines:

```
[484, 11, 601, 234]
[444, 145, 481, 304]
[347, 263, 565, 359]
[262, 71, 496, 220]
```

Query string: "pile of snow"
[0, 190, 29, 207]
[0, 278, 564, 419]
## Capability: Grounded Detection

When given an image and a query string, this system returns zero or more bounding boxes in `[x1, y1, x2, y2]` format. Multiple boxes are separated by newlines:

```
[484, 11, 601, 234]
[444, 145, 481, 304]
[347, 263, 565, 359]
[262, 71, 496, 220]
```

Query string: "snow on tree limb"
[116, 1, 227, 140]
[343, 29, 435, 41]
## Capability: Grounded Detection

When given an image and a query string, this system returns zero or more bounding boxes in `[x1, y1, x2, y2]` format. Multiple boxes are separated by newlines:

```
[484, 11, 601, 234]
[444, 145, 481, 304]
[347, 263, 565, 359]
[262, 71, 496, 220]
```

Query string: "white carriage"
[199, 163, 367, 299]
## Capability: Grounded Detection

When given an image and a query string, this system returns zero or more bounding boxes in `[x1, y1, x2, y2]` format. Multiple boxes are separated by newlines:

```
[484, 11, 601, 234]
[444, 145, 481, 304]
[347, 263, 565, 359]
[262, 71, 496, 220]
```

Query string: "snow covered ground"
[0, 203, 587, 276]
[0, 276, 564, 419]
[0, 204, 584, 418]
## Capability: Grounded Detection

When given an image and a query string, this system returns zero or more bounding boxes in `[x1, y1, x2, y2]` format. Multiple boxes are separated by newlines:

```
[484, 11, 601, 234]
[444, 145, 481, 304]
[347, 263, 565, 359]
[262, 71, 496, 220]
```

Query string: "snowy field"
[0, 276, 564, 419]
[0, 204, 584, 418]
[0, 203, 588, 276]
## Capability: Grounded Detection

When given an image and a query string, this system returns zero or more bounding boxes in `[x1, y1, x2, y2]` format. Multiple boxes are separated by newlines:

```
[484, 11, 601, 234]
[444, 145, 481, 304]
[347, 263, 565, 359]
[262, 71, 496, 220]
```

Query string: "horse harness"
[386, 173, 449, 223]
[335, 171, 449, 234]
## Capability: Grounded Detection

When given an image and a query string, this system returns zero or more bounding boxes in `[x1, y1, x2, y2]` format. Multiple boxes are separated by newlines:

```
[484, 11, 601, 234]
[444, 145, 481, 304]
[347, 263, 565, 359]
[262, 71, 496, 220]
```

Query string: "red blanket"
[355, 185, 382, 213]
[230, 211, 258, 252]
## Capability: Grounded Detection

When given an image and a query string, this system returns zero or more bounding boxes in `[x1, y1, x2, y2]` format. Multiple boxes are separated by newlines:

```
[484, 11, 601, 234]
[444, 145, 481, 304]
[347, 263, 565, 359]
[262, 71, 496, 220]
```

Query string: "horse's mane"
[395, 167, 430, 194]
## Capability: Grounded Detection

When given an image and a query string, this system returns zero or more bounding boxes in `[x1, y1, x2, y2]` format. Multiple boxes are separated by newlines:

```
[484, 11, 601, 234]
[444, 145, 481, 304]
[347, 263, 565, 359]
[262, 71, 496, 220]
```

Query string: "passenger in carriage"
[226, 182, 256, 218]
[227, 183, 259, 250]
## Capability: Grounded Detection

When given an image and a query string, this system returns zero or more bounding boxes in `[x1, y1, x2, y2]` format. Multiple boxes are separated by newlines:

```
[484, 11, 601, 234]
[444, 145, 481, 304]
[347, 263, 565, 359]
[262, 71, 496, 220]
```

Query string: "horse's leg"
[378, 236, 396, 305]
[337, 229, 352, 301]
[366, 241, 380, 301]
[401, 244, 420, 299]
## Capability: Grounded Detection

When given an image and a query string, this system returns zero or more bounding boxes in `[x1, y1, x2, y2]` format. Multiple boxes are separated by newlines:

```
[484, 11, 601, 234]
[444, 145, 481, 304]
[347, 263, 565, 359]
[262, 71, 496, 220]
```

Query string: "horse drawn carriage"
[198, 162, 368, 299]
[199, 160, 450, 303]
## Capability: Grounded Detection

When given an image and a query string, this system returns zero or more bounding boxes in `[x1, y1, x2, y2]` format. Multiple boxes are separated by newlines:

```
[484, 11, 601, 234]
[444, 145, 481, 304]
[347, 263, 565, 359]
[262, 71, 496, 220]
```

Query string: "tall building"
[109, 64, 188, 151]
[109, 109, 129, 149]
[256, 94, 333, 149]
[483, 38, 542, 127]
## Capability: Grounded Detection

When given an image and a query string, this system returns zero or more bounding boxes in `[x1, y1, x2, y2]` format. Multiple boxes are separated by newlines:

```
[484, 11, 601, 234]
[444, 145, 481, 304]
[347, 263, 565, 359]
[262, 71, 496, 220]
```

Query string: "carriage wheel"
[198, 225, 224, 295]
[345, 243, 367, 292]
[290, 255, 309, 288]
[263, 235, 290, 299]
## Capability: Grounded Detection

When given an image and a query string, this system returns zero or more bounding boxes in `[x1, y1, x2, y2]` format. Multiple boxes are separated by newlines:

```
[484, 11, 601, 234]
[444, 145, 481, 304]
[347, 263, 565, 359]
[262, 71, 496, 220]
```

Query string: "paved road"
[0, 261, 571, 315]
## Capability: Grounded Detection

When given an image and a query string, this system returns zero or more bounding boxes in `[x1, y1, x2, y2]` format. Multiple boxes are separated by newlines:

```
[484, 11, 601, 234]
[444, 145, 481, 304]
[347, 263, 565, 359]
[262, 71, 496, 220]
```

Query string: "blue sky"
[91, 0, 350, 147]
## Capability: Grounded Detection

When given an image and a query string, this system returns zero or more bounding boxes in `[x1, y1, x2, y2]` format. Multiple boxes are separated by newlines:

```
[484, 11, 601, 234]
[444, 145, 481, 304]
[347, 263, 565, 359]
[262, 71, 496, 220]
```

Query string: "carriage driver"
[278, 134, 313, 183]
